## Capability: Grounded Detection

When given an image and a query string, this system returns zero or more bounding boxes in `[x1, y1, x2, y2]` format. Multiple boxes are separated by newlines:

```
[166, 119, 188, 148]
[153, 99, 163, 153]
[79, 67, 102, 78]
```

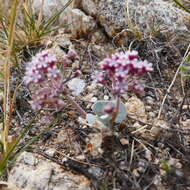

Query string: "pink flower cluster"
[93, 51, 153, 94]
[24, 50, 60, 85]
[24, 50, 78, 110]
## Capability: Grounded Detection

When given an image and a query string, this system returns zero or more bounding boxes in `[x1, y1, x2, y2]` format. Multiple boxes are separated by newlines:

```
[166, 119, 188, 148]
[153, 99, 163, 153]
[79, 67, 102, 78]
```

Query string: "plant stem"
[0, 116, 37, 176]
[172, 0, 190, 13]
[110, 96, 120, 127]
[3, 0, 19, 153]
[64, 91, 87, 118]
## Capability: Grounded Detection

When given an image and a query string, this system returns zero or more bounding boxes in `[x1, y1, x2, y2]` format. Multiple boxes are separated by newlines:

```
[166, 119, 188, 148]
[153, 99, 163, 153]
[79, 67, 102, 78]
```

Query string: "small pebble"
[90, 97, 97, 102]
[88, 166, 103, 178]
[103, 95, 109, 100]
[86, 103, 92, 109]
[45, 148, 56, 157]
[150, 126, 162, 137]
[182, 105, 189, 109]
[145, 106, 152, 111]
[75, 155, 85, 160]
[146, 96, 155, 105]
[119, 138, 129, 145]
[23, 152, 37, 166]
[62, 157, 68, 162]
[148, 112, 156, 118]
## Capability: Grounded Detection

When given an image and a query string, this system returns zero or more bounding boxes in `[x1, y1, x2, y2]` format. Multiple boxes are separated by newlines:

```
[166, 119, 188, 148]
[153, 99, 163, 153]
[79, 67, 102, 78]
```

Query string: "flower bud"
[103, 104, 115, 114]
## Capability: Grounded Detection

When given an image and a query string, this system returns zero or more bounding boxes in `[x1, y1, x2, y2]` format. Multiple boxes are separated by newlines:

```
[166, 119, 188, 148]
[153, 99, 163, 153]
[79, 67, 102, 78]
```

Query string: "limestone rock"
[8, 152, 91, 190]
[79, 0, 190, 46]
[127, 0, 190, 42]
[97, 0, 127, 37]
[32, 0, 64, 19]
[62, 9, 97, 38]
[81, 0, 98, 16]
[31, 0, 74, 25]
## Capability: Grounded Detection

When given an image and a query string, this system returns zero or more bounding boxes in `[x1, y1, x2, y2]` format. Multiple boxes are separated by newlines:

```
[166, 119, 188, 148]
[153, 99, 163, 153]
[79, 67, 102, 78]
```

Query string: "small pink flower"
[29, 100, 42, 110]
[47, 66, 60, 79]
[67, 49, 78, 59]
[94, 50, 153, 94]
[103, 104, 115, 114]
[24, 51, 58, 85]
[92, 71, 105, 83]
[128, 50, 138, 60]
[24, 49, 79, 111]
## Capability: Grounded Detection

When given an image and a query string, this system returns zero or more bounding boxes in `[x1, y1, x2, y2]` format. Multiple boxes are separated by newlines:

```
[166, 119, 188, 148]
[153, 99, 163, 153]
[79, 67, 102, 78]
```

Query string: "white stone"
[32, 0, 64, 19]
[103, 95, 109, 100]
[45, 148, 56, 157]
[68, 78, 86, 96]
[22, 151, 38, 166]
[90, 97, 97, 103]
[8, 152, 91, 190]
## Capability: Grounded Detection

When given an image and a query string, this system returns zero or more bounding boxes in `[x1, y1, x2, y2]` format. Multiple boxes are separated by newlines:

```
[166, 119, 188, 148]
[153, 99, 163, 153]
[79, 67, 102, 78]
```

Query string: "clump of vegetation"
[0, 0, 73, 177]
[24, 50, 153, 135]
[23, 49, 87, 117]
[91, 51, 153, 128]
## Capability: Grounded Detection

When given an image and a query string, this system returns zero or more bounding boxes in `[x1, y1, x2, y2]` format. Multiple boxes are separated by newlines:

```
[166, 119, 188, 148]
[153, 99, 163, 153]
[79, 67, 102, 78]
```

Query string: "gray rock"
[78, 0, 190, 46]
[127, 0, 190, 42]
[32, 0, 74, 25]
[81, 0, 127, 37]
[81, 0, 98, 16]
[98, 0, 127, 37]
[32, 0, 64, 19]
[88, 166, 104, 179]
[22, 152, 38, 166]
[45, 148, 56, 157]
[8, 152, 91, 190]
[61, 8, 97, 38]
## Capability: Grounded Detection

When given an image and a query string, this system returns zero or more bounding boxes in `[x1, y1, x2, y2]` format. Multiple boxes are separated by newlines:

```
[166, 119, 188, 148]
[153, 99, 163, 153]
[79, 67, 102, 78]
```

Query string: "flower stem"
[110, 96, 120, 127]
[64, 92, 87, 118]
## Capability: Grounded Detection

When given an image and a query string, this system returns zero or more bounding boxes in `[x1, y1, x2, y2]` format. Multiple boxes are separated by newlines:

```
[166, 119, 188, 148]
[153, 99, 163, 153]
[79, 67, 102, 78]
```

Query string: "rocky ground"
[1, 0, 190, 190]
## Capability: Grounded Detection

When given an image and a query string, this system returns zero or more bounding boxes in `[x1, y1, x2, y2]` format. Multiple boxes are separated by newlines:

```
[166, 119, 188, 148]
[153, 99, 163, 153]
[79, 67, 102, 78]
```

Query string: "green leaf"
[86, 113, 107, 128]
[92, 100, 127, 124]
[43, 0, 73, 30]
[180, 65, 188, 72]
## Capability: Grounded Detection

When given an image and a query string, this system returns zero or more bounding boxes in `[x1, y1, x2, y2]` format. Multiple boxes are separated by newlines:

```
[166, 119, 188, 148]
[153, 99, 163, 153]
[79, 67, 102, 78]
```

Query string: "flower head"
[24, 50, 80, 111]
[24, 50, 59, 85]
[93, 50, 153, 94]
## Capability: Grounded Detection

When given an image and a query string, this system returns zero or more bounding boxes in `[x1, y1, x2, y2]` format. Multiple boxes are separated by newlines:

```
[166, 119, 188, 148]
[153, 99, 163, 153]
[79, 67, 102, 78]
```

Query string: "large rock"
[79, 0, 190, 45]
[63, 8, 96, 38]
[127, 0, 190, 41]
[32, 0, 63, 18]
[8, 152, 91, 190]
[32, 0, 73, 21]
[59, 7, 106, 42]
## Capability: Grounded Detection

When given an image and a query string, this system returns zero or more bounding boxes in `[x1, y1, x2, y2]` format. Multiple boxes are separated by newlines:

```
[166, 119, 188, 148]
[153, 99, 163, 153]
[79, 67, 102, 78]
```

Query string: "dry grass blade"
[129, 139, 135, 169]
[172, 0, 190, 13]
[3, 0, 21, 153]
[157, 43, 190, 119]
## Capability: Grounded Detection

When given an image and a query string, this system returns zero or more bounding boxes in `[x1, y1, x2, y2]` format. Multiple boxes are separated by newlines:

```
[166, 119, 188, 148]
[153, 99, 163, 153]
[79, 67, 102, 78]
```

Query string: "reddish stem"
[64, 92, 87, 118]
[110, 96, 120, 127]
